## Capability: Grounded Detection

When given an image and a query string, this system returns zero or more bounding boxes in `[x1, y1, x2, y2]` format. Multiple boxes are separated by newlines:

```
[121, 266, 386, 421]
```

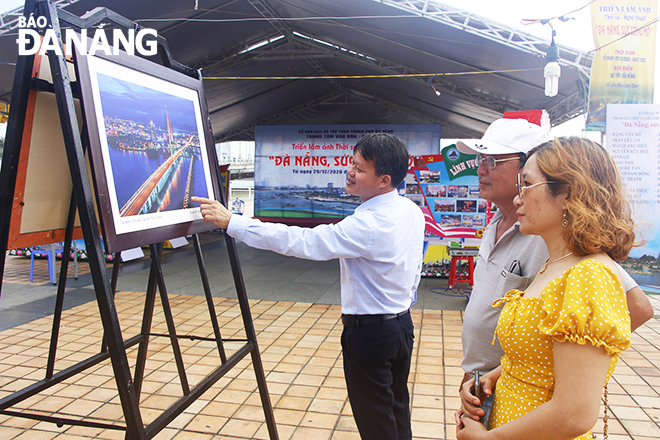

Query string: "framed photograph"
[76, 49, 221, 254]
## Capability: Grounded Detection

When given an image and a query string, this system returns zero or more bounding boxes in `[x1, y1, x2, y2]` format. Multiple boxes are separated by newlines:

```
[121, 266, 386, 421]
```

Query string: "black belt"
[341, 309, 410, 327]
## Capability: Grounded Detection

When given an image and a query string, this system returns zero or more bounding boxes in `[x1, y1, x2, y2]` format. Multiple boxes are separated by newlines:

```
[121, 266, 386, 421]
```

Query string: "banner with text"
[606, 104, 660, 289]
[254, 124, 440, 221]
[587, 0, 657, 131]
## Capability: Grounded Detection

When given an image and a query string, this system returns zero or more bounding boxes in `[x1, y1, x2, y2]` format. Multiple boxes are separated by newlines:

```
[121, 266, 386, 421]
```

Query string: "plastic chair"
[448, 254, 475, 289]
[446, 245, 479, 289]
[29, 244, 61, 284]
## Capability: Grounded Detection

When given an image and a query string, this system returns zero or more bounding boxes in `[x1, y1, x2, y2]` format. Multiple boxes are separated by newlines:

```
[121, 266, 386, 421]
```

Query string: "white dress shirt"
[227, 189, 425, 315]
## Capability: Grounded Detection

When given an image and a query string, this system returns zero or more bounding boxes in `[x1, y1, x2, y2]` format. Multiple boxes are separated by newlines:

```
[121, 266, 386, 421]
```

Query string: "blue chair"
[29, 244, 62, 284]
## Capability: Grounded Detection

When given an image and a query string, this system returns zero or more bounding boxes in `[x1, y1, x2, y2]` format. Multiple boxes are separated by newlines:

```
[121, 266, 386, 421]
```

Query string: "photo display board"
[409, 144, 491, 239]
[7, 53, 89, 249]
[76, 50, 220, 254]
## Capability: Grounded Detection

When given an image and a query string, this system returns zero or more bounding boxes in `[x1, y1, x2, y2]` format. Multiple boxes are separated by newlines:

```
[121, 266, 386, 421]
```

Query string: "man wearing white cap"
[455, 118, 652, 426]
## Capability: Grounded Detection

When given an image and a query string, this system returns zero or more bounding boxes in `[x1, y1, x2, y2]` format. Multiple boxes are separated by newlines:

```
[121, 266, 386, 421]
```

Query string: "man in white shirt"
[193, 133, 425, 440]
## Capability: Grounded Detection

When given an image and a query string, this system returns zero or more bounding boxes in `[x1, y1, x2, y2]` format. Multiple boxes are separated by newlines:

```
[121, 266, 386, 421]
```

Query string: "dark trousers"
[341, 312, 414, 440]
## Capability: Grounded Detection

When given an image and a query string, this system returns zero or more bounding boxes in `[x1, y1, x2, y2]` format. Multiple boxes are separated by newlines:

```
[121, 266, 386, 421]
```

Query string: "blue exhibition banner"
[254, 124, 441, 222]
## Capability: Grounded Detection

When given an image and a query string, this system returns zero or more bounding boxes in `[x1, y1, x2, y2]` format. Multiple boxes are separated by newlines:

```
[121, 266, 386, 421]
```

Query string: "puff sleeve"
[538, 260, 631, 355]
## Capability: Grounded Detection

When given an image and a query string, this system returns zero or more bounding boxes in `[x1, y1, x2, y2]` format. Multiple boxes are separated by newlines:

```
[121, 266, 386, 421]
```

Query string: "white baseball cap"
[456, 118, 550, 155]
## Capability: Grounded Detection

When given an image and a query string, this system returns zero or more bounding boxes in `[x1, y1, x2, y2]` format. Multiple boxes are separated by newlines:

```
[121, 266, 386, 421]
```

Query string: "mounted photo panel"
[76, 49, 220, 254]
[7, 53, 90, 249]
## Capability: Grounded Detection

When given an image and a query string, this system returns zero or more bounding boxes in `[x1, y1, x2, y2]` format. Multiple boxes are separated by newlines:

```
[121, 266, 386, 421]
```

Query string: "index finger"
[191, 196, 212, 204]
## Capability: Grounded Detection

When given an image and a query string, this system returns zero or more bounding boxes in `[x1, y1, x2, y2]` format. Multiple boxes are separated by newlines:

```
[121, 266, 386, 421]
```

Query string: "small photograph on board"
[462, 215, 485, 228]
[434, 199, 455, 212]
[440, 214, 462, 227]
[456, 199, 477, 213]
[425, 184, 446, 197]
[419, 170, 440, 183]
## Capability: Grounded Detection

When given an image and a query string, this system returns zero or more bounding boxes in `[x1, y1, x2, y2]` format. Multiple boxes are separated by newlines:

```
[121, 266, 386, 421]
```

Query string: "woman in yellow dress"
[456, 137, 638, 440]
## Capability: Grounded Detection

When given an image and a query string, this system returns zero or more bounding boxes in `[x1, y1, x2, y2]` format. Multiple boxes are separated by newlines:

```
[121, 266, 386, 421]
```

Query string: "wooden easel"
[0, 1, 278, 439]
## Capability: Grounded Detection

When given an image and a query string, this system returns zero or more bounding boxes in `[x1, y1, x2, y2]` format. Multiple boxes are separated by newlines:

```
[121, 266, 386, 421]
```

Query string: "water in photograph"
[108, 147, 207, 213]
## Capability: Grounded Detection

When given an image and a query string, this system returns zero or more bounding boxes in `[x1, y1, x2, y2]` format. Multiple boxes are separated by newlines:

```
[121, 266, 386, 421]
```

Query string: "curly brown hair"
[527, 137, 639, 260]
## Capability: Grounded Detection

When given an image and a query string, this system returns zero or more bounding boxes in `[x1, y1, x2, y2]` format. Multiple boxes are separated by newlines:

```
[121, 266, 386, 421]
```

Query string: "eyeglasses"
[517, 173, 556, 199]
[475, 154, 521, 170]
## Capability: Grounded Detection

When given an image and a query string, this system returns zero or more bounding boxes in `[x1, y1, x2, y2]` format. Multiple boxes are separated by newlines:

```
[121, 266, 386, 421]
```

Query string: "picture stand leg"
[150, 243, 191, 394]
[192, 233, 228, 362]
[225, 235, 279, 439]
[46, 194, 77, 378]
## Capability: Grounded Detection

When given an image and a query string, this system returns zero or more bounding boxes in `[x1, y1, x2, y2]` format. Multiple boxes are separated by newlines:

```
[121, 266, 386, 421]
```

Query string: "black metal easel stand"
[0, 1, 277, 439]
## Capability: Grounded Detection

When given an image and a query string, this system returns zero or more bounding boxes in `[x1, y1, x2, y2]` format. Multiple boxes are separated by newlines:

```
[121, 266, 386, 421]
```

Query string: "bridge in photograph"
[119, 142, 193, 216]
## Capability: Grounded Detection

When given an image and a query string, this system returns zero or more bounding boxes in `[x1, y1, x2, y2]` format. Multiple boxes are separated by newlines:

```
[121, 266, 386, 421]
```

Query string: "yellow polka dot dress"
[488, 260, 631, 439]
